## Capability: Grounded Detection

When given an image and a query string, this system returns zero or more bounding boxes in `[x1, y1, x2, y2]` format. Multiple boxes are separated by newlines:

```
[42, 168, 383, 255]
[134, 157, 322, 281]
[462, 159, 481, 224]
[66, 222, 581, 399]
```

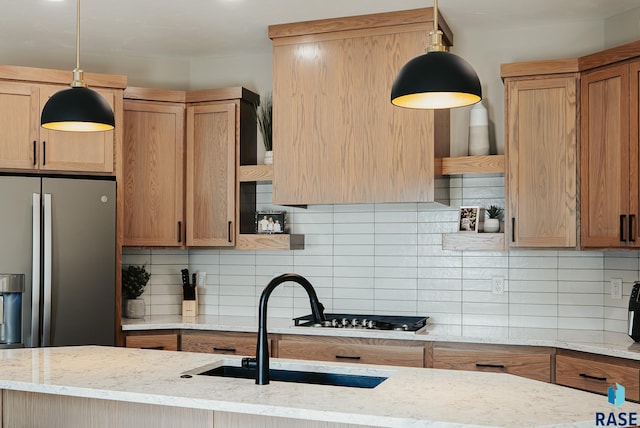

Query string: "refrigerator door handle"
[42, 193, 52, 347]
[31, 193, 41, 347]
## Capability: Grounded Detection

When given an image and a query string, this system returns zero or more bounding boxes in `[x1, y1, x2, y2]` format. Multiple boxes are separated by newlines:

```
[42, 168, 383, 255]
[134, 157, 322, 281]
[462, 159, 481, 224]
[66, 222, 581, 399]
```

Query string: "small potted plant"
[122, 265, 151, 319]
[255, 92, 272, 165]
[484, 205, 503, 233]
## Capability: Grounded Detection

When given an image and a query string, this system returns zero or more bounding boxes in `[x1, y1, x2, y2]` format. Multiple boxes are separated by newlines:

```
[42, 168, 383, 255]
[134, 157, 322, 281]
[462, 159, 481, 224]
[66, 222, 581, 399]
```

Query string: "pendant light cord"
[71, 0, 87, 88]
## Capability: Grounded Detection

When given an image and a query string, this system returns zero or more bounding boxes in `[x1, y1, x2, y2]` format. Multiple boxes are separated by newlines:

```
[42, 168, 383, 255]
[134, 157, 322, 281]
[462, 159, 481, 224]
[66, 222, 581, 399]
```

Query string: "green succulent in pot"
[486, 205, 503, 220]
[122, 265, 151, 299]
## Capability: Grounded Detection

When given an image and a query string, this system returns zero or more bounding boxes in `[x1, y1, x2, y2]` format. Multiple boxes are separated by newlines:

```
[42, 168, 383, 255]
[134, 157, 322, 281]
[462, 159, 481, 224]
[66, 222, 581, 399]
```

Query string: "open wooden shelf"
[237, 233, 305, 250]
[441, 155, 505, 175]
[442, 232, 506, 251]
[239, 164, 273, 182]
[237, 164, 305, 250]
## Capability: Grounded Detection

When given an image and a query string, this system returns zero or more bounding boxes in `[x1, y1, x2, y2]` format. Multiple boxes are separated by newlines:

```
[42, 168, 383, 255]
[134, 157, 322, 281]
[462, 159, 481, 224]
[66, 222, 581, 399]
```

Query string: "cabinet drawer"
[432, 344, 552, 382]
[556, 354, 640, 401]
[181, 332, 269, 356]
[278, 340, 424, 367]
[125, 334, 178, 351]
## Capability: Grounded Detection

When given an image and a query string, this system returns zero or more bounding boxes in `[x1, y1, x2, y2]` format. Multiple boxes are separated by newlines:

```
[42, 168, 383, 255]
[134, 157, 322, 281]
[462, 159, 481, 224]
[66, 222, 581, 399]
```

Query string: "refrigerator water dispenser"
[0, 274, 24, 344]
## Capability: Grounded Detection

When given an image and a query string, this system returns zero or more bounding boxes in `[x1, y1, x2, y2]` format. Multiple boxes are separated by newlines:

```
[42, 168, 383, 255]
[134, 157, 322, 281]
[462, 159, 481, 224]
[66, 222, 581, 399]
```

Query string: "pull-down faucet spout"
[250, 273, 325, 385]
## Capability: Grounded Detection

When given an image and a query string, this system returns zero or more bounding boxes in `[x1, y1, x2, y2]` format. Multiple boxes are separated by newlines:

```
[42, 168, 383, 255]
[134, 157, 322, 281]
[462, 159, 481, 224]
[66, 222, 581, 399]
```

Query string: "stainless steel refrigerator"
[0, 175, 116, 348]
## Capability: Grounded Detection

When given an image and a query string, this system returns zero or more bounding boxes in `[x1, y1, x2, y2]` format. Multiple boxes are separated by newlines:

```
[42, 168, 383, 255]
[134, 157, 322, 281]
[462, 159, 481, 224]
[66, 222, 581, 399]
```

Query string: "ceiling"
[2, 0, 639, 60]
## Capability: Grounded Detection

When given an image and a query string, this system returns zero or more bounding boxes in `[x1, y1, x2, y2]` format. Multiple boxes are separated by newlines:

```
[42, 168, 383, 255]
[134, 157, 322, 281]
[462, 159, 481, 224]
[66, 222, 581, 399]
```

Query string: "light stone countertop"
[121, 315, 640, 361]
[1, 345, 638, 428]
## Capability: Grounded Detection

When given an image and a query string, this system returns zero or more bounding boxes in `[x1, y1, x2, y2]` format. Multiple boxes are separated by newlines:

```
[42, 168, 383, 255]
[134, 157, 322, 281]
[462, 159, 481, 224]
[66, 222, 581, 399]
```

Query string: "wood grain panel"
[268, 7, 452, 47]
[39, 84, 115, 173]
[123, 86, 186, 103]
[580, 64, 630, 248]
[556, 353, 640, 401]
[278, 338, 424, 368]
[630, 60, 640, 247]
[0, 81, 39, 169]
[433, 343, 553, 383]
[124, 333, 178, 351]
[500, 58, 580, 78]
[3, 390, 212, 428]
[186, 102, 236, 247]
[272, 19, 449, 205]
[442, 232, 505, 251]
[238, 164, 273, 182]
[215, 411, 374, 428]
[123, 100, 185, 246]
[237, 233, 304, 250]
[0, 64, 127, 89]
[441, 155, 504, 175]
[506, 76, 578, 248]
[579, 40, 640, 72]
[181, 331, 269, 356]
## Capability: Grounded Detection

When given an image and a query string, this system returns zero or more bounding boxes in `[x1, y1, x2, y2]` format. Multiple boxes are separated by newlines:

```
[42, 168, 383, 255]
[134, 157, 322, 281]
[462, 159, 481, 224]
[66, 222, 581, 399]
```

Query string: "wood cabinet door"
[506, 76, 577, 248]
[123, 100, 185, 246]
[630, 60, 640, 246]
[186, 102, 236, 247]
[39, 85, 115, 173]
[581, 64, 630, 248]
[124, 333, 179, 351]
[0, 82, 39, 169]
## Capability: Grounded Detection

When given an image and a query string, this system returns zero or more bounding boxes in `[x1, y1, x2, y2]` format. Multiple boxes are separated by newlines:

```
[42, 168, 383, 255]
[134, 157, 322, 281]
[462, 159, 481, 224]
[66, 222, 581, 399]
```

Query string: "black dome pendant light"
[391, 0, 481, 109]
[41, 0, 115, 132]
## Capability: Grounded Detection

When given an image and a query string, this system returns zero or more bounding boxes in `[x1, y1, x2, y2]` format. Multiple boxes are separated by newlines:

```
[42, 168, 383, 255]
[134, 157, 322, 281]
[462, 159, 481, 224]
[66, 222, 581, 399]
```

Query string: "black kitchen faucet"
[242, 273, 325, 385]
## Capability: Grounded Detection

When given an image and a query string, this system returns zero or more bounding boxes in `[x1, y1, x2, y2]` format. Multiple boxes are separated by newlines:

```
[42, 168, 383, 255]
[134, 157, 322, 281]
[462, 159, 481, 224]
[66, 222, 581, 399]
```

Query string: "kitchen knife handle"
[476, 363, 505, 369]
[579, 373, 607, 382]
[335, 355, 361, 360]
[511, 217, 515, 242]
[213, 347, 237, 353]
[177, 221, 182, 243]
[42, 141, 46, 165]
[228, 220, 232, 243]
[33, 141, 37, 165]
[621, 214, 627, 242]
[630, 215, 636, 242]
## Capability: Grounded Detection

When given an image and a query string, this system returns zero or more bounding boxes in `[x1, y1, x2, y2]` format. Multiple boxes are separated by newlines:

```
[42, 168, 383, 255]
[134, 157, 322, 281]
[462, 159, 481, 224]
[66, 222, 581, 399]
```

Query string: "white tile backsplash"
[122, 180, 640, 339]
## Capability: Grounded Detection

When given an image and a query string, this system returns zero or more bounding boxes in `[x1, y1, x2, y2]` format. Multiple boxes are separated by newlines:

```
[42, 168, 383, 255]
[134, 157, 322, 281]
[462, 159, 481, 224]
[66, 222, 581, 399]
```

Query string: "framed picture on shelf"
[255, 211, 286, 234]
[459, 206, 481, 232]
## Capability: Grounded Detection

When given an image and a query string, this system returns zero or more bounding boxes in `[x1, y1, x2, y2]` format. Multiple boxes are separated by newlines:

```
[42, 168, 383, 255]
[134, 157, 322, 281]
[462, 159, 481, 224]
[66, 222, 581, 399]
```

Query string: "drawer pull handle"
[141, 346, 164, 350]
[579, 373, 607, 382]
[213, 347, 237, 353]
[335, 355, 361, 360]
[476, 363, 505, 369]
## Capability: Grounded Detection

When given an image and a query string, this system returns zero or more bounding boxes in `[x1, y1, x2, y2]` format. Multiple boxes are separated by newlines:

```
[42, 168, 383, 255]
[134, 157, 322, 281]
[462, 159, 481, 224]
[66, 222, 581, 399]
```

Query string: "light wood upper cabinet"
[505, 76, 578, 248]
[186, 102, 236, 247]
[269, 9, 450, 205]
[580, 62, 636, 248]
[0, 80, 117, 173]
[0, 82, 39, 169]
[123, 99, 185, 246]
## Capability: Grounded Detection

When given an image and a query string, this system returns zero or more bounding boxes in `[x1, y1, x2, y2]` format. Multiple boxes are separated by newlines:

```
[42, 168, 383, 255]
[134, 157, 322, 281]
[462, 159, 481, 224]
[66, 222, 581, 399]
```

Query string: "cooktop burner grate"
[293, 313, 428, 331]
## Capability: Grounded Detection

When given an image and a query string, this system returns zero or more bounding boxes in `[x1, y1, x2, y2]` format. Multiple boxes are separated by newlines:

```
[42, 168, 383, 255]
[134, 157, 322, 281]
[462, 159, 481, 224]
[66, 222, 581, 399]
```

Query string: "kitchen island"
[0, 346, 638, 427]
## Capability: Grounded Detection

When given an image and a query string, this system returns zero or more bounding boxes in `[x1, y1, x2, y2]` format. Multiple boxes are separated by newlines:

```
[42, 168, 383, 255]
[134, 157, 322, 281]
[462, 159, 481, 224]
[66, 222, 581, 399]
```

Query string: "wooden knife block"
[182, 288, 198, 317]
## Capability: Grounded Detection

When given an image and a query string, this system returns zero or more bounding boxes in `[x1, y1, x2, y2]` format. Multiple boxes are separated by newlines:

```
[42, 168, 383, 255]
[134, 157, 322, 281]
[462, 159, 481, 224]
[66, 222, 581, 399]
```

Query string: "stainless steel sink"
[194, 365, 388, 389]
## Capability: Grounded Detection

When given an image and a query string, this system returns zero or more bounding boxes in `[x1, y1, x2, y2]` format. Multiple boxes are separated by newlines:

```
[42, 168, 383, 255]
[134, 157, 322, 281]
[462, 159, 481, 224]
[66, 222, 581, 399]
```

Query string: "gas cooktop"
[293, 313, 428, 332]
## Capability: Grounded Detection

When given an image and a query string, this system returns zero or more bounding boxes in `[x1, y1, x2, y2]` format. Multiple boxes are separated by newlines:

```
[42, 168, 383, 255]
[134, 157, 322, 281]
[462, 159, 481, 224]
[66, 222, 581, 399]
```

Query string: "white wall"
[605, 6, 640, 49]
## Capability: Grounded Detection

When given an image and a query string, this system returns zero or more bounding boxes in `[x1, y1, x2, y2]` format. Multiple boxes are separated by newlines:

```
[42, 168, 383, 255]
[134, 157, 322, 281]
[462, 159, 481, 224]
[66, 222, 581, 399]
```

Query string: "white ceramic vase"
[124, 298, 145, 319]
[468, 102, 490, 156]
[263, 150, 273, 165]
[484, 218, 500, 233]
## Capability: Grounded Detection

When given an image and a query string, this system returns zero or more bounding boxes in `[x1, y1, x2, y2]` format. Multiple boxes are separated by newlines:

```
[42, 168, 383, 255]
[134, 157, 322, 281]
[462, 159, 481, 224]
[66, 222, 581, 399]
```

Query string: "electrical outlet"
[611, 278, 623, 300]
[197, 271, 207, 288]
[491, 276, 504, 295]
